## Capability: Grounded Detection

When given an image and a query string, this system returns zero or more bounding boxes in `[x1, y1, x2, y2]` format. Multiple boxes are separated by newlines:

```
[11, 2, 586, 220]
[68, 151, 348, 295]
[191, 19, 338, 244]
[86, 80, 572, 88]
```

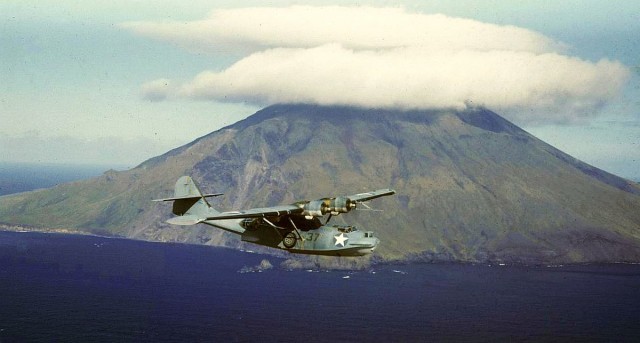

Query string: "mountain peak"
[1, 104, 639, 264]
[232, 103, 523, 134]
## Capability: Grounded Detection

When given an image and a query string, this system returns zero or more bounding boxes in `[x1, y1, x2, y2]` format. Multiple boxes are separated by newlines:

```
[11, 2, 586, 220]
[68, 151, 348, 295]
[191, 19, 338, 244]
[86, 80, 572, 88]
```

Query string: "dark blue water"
[1, 231, 639, 342]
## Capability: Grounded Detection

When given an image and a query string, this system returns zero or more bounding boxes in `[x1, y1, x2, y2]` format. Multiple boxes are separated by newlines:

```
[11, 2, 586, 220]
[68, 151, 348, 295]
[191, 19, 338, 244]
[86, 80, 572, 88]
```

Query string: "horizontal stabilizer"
[166, 215, 205, 226]
[153, 193, 224, 202]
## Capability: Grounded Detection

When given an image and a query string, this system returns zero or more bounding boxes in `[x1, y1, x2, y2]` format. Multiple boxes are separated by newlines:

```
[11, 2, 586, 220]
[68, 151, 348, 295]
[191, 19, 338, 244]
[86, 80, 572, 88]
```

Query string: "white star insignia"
[334, 233, 348, 247]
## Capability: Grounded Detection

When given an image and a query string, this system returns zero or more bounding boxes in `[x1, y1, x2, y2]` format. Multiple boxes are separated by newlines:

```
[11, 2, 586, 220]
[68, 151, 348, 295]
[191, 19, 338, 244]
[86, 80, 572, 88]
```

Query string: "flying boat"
[154, 176, 395, 256]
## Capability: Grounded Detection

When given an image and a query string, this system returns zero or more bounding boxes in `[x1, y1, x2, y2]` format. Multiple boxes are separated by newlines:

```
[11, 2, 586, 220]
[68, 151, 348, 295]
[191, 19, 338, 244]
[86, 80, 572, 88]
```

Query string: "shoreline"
[2, 226, 640, 269]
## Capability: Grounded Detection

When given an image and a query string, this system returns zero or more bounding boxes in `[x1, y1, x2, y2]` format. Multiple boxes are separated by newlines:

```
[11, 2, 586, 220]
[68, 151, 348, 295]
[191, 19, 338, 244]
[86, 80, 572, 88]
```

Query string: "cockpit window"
[364, 232, 374, 238]
[336, 226, 357, 233]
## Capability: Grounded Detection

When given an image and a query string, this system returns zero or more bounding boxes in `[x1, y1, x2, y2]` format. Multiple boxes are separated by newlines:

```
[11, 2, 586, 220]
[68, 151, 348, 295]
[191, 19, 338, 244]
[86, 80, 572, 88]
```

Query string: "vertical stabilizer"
[172, 176, 208, 216]
[174, 176, 203, 199]
[153, 176, 221, 217]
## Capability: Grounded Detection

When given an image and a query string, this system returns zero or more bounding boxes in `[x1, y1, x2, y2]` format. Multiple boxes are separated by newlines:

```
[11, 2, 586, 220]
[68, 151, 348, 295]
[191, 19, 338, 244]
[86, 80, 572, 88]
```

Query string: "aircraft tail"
[153, 176, 222, 217]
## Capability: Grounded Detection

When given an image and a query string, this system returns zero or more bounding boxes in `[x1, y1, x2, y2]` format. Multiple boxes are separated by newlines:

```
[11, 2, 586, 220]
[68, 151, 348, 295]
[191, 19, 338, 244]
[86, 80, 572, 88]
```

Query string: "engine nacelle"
[302, 200, 327, 218]
[301, 196, 357, 218]
[327, 196, 354, 214]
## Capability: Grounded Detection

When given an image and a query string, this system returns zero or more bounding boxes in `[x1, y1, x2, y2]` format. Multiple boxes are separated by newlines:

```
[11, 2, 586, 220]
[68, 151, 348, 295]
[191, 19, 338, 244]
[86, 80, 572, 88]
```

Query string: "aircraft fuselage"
[203, 216, 379, 256]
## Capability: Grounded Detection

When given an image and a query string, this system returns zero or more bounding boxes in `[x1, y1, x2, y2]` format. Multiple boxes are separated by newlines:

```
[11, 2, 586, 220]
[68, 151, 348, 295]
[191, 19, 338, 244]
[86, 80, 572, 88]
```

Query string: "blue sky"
[1, 1, 639, 178]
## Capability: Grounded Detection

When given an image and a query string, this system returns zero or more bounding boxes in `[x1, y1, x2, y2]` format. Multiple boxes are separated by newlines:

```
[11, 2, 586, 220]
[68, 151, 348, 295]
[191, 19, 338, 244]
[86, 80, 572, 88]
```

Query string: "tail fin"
[153, 176, 223, 217]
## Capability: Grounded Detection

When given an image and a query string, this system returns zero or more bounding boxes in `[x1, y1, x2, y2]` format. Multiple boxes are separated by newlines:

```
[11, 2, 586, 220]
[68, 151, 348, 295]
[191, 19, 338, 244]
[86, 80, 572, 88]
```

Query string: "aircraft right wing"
[345, 189, 396, 203]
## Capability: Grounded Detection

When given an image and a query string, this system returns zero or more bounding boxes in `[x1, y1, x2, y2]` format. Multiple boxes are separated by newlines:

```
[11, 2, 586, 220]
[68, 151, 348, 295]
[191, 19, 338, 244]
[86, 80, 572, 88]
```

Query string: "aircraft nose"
[372, 237, 380, 250]
[366, 237, 380, 254]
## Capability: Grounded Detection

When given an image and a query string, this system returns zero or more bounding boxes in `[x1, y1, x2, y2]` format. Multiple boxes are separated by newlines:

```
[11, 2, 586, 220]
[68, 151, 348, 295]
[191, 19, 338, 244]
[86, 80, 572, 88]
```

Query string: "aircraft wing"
[345, 189, 396, 203]
[205, 205, 304, 220]
[202, 189, 395, 221]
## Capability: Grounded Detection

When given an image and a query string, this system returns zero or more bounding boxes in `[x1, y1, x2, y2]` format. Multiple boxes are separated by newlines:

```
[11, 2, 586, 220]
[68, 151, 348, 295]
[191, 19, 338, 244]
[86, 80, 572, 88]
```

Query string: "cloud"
[123, 6, 631, 125]
[122, 6, 564, 53]
[141, 78, 174, 102]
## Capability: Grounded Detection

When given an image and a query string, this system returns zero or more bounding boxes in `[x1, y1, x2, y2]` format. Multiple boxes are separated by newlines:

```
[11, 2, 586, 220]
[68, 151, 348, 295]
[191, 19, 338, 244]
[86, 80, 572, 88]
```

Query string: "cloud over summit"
[124, 6, 630, 125]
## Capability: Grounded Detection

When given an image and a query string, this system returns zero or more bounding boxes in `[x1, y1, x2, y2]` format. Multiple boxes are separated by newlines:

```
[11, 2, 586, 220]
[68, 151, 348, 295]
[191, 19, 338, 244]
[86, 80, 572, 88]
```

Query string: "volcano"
[2, 104, 640, 264]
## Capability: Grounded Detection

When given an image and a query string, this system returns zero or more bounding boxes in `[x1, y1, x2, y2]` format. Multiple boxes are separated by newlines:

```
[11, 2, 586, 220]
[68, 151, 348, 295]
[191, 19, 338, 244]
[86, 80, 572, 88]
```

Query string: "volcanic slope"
[1, 104, 639, 263]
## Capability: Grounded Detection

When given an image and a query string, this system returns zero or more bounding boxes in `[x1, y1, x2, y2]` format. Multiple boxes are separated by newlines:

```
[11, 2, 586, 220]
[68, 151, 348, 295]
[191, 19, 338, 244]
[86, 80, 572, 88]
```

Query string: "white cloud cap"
[124, 6, 630, 125]
[123, 6, 564, 53]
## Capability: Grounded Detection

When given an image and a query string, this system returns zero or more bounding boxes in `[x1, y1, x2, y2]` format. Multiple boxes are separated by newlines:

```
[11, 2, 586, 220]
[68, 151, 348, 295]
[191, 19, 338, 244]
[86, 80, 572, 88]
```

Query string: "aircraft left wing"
[204, 205, 304, 220]
[203, 189, 396, 221]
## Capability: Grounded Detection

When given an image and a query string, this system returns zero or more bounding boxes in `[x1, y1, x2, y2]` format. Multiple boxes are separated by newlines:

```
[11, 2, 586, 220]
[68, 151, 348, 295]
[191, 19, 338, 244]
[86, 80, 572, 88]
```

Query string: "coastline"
[3, 227, 640, 270]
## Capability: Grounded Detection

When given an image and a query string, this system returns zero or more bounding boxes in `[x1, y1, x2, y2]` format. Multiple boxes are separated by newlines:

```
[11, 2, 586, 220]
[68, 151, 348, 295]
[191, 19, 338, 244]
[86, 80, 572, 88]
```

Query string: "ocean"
[1, 231, 639, 342]
[0, 163, 120, 196]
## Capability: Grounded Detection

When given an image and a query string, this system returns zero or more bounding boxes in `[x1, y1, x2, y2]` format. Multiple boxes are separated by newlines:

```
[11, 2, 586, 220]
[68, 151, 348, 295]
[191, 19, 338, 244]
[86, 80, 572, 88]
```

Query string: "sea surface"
[1, 232, 639, 342]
